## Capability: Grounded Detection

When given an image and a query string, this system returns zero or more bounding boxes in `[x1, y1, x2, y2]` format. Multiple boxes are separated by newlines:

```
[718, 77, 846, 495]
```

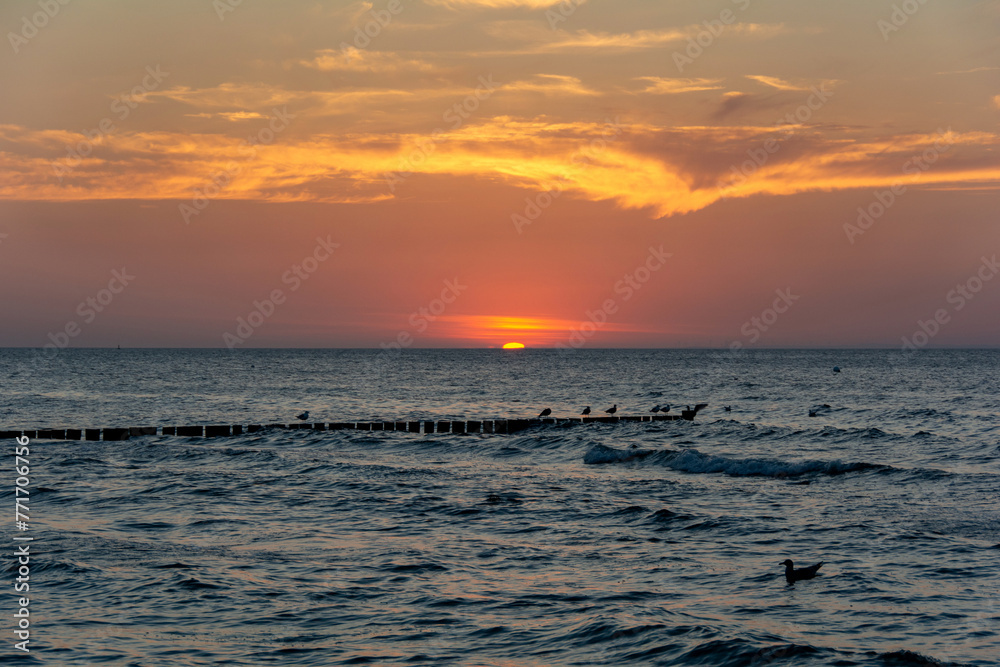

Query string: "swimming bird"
[782, 559, 822, 583]
[650, 405, 661, 413]
[724, 406, 732, 412]
[605, 404, 617, 416]
[833, 366, 841, 373]
[581, 406, 591, 416]
[538, 408, 552, 417]
[808, 410, 817, 417]
[296, 411, 309, 421]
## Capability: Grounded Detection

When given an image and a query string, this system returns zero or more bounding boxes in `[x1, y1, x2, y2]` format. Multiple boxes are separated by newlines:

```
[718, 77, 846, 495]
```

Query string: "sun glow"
[502, 342, 526, 349]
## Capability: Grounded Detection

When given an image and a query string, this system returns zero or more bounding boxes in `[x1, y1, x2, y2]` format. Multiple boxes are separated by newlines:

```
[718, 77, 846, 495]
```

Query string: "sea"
[0, 348, 997, 666]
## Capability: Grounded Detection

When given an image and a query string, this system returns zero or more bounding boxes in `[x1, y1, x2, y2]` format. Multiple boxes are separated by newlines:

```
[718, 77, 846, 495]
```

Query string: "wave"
[878, 649, 954, 666]
[584, 444, 889, 478]
[582, 444, 654, 464]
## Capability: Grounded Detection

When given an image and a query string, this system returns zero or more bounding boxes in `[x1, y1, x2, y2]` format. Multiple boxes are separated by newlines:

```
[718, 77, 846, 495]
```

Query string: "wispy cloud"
[936, 66, 1000, 75]
[504, 74, 599, 96]
[425, 0, 579, 7]
[637, 77, 725, 94]
[532, 23, 787, 53]
[745, 74, 807, 91]
[544, 28, 690, 50]
[145, 82, 458, 118]
[298, 48, 436, 73]
[218, 111, 269, 121]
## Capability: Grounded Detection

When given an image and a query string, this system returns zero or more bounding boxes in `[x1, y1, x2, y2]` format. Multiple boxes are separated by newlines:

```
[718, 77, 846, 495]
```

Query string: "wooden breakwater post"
[0, 411, 700, 441]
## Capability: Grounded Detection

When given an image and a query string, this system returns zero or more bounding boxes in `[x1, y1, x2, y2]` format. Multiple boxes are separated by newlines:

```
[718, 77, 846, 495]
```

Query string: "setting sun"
[502, 342, 525, 350]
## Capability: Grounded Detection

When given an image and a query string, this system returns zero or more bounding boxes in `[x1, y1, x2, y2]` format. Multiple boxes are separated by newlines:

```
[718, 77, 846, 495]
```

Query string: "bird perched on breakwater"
[650, 405, 661, 413]
[782, 559, 822, 583]
[581, 406, 591, 416]
[605, 404, 617, 416]
[538, 408, 552, 417]
[660, 404, 670, 413]
[296, 411, 309, 421]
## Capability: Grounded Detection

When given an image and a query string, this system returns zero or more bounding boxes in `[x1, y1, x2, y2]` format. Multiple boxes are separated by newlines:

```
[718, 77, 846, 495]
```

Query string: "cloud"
[715, 91, 754, 118]
[993, 95, 1000, 110]
[298, 48, 436, 73]
[936, 66, 1000, 75]
[544, 28, 689, 50]
[637, 77, 725, 94]
[526, 23, 787, 53]
[424, 0, 579, 7]
[144, 82, 460, 119]
[218, 111, 269, 121]
[503, 74, 599, 96]
[4, 119, 1000, 223]
[745, 75, 808, 91]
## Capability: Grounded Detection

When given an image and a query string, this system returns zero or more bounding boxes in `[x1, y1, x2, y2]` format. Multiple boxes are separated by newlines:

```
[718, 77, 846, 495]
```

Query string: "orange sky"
[1, 0, 998, 348]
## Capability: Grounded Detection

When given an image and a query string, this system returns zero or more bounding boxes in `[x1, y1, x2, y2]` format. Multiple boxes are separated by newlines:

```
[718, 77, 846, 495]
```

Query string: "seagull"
[296, 411, 309, 421]
[782, 559, 823, 584]
[650, 405, 661, 413]
[581, 406, 591, 416]
[660, 404, 670, 413]
[724, 406, 732, 412]
[605, 404, 617, 416]
[538, 408, 552, 417]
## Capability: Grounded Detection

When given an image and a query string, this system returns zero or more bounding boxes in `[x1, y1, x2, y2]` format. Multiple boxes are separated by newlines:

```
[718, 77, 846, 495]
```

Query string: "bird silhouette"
[782, 559, 823, 583]
[650, 405, 661, 413]
[605, 404, 617, 416]
[581, 406, 591, 416]
[724, 406, 731, 412]
[660, 404, 670, 413]
[538, 408, 552, 417]
[296, 411, 309, 421]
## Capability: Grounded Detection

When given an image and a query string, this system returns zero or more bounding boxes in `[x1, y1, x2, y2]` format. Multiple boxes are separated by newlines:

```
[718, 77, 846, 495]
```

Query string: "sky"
[1, 0, 998, 349]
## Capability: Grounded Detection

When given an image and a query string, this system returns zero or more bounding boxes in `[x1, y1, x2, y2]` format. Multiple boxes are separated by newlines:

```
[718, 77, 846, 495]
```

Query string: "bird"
[296, 411, 309, 421]
[833, 366, 841, 373]
[581, 406, 591, 416]
[605, 404, 617, 416]
[724, 406, 732, 412]
[650, 405, 661, 413]
[538, 408, 552, 417]
[660, 404, 670, 413]
[782, 559, 823, 583]
[808, 410, 817, 417]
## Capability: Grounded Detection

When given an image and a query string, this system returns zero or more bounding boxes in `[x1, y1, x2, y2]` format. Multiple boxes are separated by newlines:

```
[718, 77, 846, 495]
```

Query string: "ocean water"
[1, 348, 998, 666]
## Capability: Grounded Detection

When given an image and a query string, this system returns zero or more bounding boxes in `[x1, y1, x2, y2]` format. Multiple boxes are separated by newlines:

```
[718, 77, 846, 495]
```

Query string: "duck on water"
[782, 559, 822, 584]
